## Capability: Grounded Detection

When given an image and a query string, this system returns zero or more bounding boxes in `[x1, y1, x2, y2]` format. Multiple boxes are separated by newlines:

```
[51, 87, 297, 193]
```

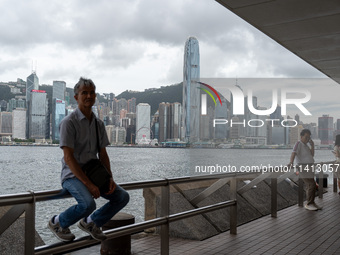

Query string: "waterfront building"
[271, 126, 285, 145]
[0, 112, 12, 136]
[256, 107, 268, 140]
[97, 102, 108, 121]
[51, 99, 66, 141]
[229, 116, 241, 139]
[112, 127, 127, 145]
[289, 125, 303, 145]
[214, 98, 228, 141]
[335, 119, 340, 136]
[171, 102, 182, 140]
[17, 99, 25, 109]
[116, 98, 128, 116]
[126, 125, 136, 144]
[158, 102, 170, 143]
[103, 93, 115, 111]
[151, 111, 160, 141]
[182, 37, 200, 143]
[26, 72, 39, 139]
[26, 72, 39, 104]
[128, 98, 137, 113]
[136, 103, 151, 143]
[245, 136, 266, 146]
[0, 100, 7, 111]
[105, 125, 126, 145]
[230, 84, 245, 138]
[318, 115, 333, 145]
[7, 98, 25, 112]
[12, 109, 26, 139]
[270, 105, 283, 122]
[200, 106, 214, 141]
[126, 112, 136, 126]
[52, 81, 66, 101]
[112, 115, 121, 127]
[120, 109, 127, 120]
[158, 102, 182, 143]
[28, 90, 48, 139]
[121, 117, 131, 129]
[105, 125, 115, 144]
[244, 96, 257, 138]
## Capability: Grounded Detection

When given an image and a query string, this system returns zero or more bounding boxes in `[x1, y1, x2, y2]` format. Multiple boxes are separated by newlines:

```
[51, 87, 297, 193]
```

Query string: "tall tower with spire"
[182, 37, 200, 143]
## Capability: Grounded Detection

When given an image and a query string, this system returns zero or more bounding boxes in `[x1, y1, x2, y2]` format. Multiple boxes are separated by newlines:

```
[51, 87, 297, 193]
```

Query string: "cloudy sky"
[0, 0, 328, 97]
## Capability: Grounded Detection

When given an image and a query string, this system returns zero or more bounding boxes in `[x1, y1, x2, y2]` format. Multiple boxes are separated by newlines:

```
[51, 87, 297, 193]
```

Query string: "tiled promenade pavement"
[72, 188, 340, 255]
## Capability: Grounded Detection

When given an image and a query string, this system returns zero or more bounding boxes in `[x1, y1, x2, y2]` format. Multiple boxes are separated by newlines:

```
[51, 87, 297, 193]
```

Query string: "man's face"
[301, 133, 311, 144]
[74, 84, 96, 108]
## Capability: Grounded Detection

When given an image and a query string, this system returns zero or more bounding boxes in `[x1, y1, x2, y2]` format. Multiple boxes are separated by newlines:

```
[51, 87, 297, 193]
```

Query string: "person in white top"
[333, 134, 340, 194]
[289, 129, 322, 211]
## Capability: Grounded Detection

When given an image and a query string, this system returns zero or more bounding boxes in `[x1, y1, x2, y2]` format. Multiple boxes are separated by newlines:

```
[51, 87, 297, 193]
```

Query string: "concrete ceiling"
[216, 0, 340, 84]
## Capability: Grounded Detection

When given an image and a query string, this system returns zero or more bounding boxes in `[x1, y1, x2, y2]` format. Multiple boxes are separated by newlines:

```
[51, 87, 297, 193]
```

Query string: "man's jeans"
[59, 178, 129, 228]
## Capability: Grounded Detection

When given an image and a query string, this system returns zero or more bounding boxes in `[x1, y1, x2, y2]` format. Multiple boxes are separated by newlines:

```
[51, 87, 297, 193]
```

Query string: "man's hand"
[106, 178, 116, 195]
[87, 183, 101, 199]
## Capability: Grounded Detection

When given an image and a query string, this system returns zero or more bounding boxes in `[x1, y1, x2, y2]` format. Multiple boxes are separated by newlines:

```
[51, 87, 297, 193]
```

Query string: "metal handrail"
[0, 162, 335, 255]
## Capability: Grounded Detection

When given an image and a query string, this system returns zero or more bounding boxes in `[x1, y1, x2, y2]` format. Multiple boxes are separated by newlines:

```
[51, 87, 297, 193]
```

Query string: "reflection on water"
[0, 146, 335, 244]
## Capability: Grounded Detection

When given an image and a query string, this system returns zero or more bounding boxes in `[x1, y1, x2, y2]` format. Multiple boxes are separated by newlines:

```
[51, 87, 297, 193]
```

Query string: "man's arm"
[63, 146, 101, 198]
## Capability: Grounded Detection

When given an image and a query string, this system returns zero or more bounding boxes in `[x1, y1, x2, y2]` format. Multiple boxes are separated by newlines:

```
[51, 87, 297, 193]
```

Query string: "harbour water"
[0, 146, 335, 244]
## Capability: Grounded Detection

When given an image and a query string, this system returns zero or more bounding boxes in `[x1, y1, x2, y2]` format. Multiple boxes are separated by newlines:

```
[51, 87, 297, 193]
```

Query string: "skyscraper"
[318, 115, 333, 145]
[52, 99, 66, 141]
[0, 112, 12, 136]
[136, 103, 151, 143]
[171, 102, 182, 140]
[26, 72, 39, 138]
[214, 98, 228, 140]
[12, 109, 26, 139]
[26, 72, 39, 105]
[128, 98, 137, 113]
[158, 102, 169, 143]
[52, 81, 66, 100]
[182, 37, 200, 143]
[29, 90, 48, 139]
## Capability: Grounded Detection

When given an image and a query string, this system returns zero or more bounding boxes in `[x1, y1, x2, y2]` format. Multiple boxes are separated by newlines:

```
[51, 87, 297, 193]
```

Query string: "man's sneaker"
[304, 204, 318, 211]
[77, 218, 107, 241]
[48, 216, 75, 242]
[313, 203, 323, 210]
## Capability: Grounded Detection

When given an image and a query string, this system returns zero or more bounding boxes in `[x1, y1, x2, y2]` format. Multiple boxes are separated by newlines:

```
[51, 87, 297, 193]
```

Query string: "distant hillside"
[117, 83, 183, 115]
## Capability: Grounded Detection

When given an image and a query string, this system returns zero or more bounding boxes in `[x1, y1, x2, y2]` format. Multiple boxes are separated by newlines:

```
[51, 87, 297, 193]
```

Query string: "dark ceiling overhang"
[216, 0, 340, 84]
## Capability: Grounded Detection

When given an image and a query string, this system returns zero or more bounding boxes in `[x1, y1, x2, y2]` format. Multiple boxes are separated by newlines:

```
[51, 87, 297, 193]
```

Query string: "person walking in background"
[333, 134, 340, 194]
[48, 77, 129, 242]
[289, 129, 322, 211]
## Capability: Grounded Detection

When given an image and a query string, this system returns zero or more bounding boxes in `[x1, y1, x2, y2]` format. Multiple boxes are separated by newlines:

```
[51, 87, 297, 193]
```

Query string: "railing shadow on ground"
[0, 160, 337, 255]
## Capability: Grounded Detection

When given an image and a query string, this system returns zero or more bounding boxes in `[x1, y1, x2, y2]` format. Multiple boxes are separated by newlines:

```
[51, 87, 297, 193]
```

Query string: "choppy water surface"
[0, 146, 335, 244]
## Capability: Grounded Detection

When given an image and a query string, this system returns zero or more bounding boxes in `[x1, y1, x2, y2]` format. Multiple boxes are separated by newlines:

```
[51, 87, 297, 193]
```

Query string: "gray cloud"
[0, 0, 327, 94]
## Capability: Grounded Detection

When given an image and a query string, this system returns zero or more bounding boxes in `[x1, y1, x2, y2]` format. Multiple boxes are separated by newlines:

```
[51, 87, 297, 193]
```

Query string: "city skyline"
[1, 75, 340, 126]
[1, 73, 339, 147]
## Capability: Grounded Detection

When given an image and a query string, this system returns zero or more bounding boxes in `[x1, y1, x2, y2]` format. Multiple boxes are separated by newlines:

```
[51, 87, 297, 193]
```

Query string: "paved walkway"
[72, 188, 340, 254]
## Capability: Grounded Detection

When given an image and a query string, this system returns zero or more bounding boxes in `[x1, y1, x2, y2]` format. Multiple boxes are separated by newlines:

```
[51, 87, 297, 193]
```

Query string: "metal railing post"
[271, 177, 277, 218]
[229, 177, 237, 235]
[334, 171, 338, 193]
[298, 177, 304, 207]
[318, 169, 323, 199]
[160, 180, 170, 255]
[25, 191, 36, 255]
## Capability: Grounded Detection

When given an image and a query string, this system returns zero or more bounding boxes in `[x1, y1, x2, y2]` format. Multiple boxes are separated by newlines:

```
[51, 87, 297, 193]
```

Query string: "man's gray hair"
[74, 77, 96, 95]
